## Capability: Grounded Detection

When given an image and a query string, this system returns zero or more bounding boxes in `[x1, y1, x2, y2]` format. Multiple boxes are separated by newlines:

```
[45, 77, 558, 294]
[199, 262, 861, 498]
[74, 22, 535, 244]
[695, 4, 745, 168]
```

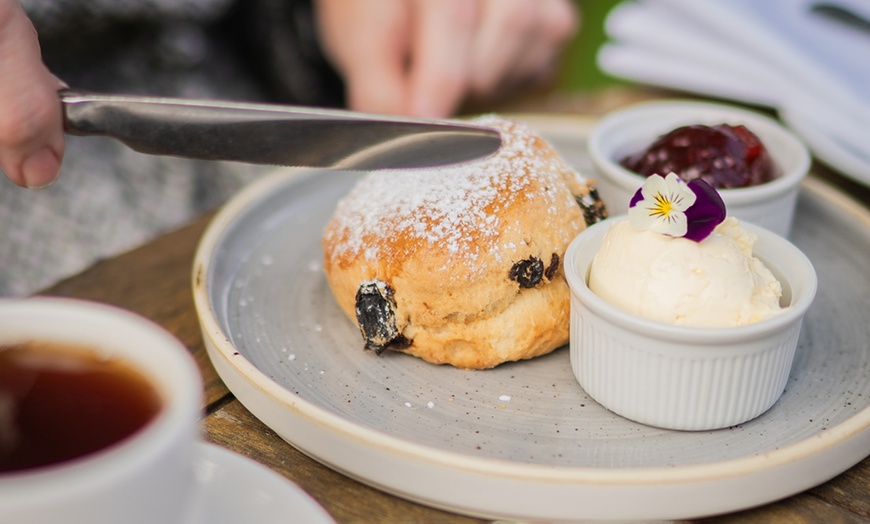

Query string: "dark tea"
[0, 341, 162, 473]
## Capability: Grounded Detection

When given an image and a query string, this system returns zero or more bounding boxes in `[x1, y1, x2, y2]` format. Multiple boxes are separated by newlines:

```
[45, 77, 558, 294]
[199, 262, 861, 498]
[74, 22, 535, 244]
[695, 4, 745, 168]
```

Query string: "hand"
[0, 0, 65, 188]
[314, 0, 578, 118]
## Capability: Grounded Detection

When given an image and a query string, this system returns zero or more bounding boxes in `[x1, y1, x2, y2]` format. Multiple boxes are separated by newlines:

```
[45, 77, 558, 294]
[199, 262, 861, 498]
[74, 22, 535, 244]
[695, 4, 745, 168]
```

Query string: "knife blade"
[60, 90, 502, 170]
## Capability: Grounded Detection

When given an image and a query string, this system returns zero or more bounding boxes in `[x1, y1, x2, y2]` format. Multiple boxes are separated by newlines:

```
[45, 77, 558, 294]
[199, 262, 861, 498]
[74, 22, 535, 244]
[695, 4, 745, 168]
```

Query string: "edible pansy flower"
[628, 172, 694, 236]
[629, 172, 726, 242]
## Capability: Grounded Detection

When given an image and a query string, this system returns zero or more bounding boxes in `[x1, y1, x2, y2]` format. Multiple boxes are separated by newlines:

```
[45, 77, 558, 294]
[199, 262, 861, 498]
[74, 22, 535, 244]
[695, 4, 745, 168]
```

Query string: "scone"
[321, 116, 607, 369]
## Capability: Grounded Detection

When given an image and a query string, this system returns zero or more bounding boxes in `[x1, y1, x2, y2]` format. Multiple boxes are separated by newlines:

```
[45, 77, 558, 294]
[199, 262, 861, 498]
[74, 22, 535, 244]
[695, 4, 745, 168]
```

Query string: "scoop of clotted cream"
[588, 217, 785, 327]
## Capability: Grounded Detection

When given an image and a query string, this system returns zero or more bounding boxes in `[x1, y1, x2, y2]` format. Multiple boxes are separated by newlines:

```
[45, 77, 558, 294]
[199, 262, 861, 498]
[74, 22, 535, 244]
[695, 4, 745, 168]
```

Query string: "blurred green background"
[558, 0, 626, 92]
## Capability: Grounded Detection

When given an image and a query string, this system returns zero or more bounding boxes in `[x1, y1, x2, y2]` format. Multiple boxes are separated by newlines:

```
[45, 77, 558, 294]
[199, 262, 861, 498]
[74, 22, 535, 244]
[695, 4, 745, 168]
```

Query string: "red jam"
[620, 124, 776, 189]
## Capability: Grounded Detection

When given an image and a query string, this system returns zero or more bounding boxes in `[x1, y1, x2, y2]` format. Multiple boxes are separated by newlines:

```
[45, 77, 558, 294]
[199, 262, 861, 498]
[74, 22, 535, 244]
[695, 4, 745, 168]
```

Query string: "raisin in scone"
[322, 116, 606, 369]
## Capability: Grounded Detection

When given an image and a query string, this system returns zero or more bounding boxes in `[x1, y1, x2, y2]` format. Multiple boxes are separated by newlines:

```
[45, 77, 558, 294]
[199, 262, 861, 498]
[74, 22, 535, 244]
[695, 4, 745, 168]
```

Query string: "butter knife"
[60, 90, 501, 170]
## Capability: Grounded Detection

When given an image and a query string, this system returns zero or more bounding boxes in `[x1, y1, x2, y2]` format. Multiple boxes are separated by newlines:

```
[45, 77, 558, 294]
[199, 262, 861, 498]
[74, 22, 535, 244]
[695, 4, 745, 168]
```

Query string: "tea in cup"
[0, 297, 203, 524]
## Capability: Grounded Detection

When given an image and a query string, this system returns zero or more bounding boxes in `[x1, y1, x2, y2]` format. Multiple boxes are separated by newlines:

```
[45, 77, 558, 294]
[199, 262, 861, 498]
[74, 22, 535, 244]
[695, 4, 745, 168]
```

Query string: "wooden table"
[38, 91, 870, 523]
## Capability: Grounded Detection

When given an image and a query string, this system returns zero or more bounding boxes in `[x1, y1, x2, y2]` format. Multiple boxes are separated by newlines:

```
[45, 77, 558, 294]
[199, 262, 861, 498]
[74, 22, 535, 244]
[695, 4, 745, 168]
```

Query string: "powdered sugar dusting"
[324, 116, 581, 271]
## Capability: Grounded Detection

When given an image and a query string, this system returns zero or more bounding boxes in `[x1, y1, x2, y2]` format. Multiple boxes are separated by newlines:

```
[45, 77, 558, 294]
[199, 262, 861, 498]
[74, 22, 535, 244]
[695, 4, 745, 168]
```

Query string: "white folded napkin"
[597, 0, 870, 185]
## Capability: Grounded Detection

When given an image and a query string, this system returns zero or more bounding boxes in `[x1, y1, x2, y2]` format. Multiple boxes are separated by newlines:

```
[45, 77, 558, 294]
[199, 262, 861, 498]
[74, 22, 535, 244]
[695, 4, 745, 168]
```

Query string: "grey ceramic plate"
[193, 115, 870, 522]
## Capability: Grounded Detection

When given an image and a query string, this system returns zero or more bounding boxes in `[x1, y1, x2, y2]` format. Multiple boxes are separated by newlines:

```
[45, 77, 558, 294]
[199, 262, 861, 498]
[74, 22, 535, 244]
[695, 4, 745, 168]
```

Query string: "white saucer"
[186, 442, 334, 524]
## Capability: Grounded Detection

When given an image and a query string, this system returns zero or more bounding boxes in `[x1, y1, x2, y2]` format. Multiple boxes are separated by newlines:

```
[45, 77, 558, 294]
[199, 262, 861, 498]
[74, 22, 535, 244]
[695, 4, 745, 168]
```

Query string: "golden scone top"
[323, 116, 601, 281]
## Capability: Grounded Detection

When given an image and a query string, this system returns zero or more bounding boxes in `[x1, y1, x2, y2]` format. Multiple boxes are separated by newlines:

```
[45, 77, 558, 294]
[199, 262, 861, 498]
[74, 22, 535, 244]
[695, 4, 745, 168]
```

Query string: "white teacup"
[0, 297, 203, 524]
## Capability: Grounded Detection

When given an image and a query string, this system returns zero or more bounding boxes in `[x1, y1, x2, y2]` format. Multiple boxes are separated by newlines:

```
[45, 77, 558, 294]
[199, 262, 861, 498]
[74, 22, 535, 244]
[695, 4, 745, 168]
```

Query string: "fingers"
[466, 0, 539, 95]
[404, 0, 578, 117]
[0, 0, 65, 188]
[316, 0, 579, 119]
[405, 0, 480, 118]
[468, 0, 579, 97]
[314, 0, 413, 115]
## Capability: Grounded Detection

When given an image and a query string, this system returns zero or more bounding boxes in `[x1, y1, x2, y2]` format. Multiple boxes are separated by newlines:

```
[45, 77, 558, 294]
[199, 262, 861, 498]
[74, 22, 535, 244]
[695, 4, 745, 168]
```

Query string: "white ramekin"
[587, 100, 811, 238]
[564, 217, 817, 431]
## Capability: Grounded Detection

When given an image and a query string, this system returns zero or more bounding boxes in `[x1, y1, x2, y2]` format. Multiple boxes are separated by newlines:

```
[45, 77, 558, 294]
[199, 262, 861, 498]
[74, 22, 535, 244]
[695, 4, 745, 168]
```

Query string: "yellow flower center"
[652, 192, 675, 218]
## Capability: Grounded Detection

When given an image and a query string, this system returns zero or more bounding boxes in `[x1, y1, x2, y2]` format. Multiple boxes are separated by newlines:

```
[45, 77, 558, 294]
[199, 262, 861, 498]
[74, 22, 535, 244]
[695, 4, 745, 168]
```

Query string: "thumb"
[0, 0, 65, 188]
